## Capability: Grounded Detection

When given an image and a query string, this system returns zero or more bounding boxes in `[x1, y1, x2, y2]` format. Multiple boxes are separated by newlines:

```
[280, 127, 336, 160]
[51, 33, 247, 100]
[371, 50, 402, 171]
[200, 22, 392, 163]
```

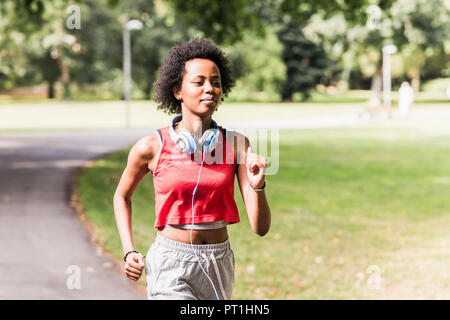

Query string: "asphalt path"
[0, 128, 151, 299]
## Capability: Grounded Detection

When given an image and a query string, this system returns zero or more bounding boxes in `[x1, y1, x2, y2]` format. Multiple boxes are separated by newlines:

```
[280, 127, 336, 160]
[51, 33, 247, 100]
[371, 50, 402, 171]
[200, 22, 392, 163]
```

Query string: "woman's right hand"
[124, 252, 145, 281]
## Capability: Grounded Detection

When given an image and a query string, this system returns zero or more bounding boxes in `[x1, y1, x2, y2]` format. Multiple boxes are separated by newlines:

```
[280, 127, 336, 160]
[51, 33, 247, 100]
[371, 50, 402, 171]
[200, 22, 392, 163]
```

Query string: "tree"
[67, 0, 123, 86]
[224, 27, 286, 101]
[389, 0, 450, 91]
[30, 49, 61, 98]
[277, 22, 330, 101]
[165, 0, 372, 101]
[344, 0, 449, 104]
[165, 0, 266, 45]
[122, 0, 185, 100]
[0, 0, 126, 98]
[0, 0, 75, 97]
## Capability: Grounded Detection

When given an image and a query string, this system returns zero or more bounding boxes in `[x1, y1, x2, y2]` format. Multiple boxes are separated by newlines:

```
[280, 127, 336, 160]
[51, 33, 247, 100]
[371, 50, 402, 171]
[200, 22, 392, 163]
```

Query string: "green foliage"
[164, 0, 371, 101]
[421, 50, 450, 80]
[67, 0, 123, 85]
[165, 0, 265, 45]
[125, 0, 186, 99]
[1, 0, 448, 100]
[390, 0, 449, 50]
[224, 29, 286, 102]
[350, 0, 449, 87]
[277, 22, 330, 101]
[0, 0, 77, 95]
[0, 0, 47, 30]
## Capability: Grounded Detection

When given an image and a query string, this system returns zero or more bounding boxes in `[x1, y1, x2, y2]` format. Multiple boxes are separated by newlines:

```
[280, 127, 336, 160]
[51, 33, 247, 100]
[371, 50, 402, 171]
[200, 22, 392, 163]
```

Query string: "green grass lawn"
[77, 121, 450, 299]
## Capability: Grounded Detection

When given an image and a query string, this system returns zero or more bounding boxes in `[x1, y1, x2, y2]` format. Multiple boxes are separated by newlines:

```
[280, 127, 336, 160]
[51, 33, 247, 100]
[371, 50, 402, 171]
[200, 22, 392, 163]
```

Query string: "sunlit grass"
[0, 99, 448, 132]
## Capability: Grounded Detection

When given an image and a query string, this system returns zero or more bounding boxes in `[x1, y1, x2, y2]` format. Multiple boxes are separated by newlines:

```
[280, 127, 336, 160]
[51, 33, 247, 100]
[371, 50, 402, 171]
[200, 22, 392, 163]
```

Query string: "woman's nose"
[203, 81, 213, 92]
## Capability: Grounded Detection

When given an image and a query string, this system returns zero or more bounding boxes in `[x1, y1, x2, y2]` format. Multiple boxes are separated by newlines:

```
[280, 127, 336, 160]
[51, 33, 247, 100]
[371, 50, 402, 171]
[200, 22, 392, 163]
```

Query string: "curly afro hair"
[153, 38, 235, 115]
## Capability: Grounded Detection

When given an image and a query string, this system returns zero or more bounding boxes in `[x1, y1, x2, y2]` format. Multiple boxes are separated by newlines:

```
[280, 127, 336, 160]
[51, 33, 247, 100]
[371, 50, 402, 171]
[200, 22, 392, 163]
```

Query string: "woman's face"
[175, 58, 222, 117]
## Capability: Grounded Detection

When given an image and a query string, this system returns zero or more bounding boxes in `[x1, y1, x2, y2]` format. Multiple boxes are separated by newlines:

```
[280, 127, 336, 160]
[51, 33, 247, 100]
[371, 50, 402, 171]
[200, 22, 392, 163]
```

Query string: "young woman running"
[113, 38, 271, 300]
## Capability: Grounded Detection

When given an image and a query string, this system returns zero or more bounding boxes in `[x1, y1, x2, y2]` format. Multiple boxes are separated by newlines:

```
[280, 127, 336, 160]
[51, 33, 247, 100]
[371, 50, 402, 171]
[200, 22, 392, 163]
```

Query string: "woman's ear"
[173, 88, 182, 101]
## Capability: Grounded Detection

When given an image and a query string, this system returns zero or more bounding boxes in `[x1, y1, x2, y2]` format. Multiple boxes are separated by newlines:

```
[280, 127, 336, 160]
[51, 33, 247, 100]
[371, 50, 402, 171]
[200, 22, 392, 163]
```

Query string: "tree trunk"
[281, 81, 293, 102]
[411, 73, 420, 92]
[368, 70, 382, 107]
[281, 91, 293, 102]
[407, 67, 421, 93]
[48, 81, 55, 99]
[60, 59, 71, 99]
[340, 68, 350, 90]
[145, 83, 152, 100]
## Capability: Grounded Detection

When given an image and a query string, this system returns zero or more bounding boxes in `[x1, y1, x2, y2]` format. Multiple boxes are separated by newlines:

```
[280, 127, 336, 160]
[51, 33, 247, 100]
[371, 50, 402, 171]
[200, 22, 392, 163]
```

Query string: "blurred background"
[0, 0, 448, 105]
[1, 0, 450, 300]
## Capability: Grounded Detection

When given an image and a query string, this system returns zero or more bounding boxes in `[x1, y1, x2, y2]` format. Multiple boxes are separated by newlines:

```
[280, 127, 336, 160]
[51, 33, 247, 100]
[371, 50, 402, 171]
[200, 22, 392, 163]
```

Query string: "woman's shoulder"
[130, 131, 161, 161]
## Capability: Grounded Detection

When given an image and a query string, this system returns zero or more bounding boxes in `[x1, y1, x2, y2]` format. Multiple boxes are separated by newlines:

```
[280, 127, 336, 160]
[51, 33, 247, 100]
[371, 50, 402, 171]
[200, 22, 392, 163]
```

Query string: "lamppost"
[123, 19, 143, 128]
[382, 44, 397, 110]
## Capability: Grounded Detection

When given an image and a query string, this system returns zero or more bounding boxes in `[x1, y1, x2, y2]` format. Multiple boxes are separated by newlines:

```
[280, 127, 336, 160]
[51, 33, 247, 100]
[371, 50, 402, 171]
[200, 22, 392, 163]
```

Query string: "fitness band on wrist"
[124, 250, 138, 262]
[249, 181, 266, 191]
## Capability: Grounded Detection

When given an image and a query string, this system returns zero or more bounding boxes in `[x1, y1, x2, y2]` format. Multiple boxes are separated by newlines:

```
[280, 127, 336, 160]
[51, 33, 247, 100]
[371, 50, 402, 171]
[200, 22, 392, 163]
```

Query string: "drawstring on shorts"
[200, 251, 228, 300]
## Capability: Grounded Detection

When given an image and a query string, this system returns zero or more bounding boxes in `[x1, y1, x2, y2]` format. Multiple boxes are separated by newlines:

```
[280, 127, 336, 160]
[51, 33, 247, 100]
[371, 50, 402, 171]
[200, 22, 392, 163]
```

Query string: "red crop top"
[152, 125, 240, 229]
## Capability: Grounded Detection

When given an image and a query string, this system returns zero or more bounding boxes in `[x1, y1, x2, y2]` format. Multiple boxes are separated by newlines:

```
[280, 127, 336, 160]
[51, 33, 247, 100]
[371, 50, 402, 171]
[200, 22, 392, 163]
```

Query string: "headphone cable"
[190, 147, 220, 300]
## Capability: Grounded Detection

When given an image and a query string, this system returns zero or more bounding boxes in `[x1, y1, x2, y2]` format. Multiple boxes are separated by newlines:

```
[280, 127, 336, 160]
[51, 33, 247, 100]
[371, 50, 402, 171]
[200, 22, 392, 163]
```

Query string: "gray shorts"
[145, 233, 235, 300]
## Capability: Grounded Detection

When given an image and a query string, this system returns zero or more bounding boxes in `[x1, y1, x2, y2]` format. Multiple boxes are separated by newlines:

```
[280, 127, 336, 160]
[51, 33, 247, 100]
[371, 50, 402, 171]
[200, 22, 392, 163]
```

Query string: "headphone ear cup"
[177, 131, 197, 154]
[201, 129, 219, 154]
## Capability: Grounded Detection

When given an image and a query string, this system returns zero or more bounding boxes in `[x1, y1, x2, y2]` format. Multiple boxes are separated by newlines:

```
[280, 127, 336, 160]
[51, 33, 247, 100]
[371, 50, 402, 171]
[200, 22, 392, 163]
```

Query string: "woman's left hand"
[246, 146, 267, 189]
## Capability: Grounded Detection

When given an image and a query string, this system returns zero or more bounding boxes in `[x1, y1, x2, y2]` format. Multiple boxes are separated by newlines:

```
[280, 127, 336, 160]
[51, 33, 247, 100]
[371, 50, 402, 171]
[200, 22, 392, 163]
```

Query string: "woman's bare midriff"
[157, 225, 228, 244]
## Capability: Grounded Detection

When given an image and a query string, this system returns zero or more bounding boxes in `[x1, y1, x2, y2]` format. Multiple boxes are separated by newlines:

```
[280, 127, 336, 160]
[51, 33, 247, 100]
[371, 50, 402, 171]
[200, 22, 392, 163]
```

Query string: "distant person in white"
[398, 81, 414, 117]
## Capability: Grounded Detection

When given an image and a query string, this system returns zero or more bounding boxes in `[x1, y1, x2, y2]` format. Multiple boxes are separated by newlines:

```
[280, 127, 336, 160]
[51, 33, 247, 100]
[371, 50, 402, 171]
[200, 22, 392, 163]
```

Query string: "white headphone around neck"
[169, 114, 220, 154]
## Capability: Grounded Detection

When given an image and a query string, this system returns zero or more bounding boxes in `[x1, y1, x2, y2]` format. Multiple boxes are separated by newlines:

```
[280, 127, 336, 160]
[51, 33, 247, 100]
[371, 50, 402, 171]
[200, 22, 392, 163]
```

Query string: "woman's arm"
[113, 133, 159, 279]
[234, 133, 271, 236]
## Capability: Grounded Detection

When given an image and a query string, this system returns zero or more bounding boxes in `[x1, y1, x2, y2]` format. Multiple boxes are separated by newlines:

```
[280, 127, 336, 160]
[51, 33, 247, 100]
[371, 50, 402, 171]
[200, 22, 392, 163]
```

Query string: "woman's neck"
[176, 110, 213, 136]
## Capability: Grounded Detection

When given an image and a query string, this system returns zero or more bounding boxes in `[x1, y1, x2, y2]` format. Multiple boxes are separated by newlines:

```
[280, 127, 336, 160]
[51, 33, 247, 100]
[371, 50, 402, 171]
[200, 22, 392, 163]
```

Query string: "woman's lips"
[201, 98, 216, 104]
